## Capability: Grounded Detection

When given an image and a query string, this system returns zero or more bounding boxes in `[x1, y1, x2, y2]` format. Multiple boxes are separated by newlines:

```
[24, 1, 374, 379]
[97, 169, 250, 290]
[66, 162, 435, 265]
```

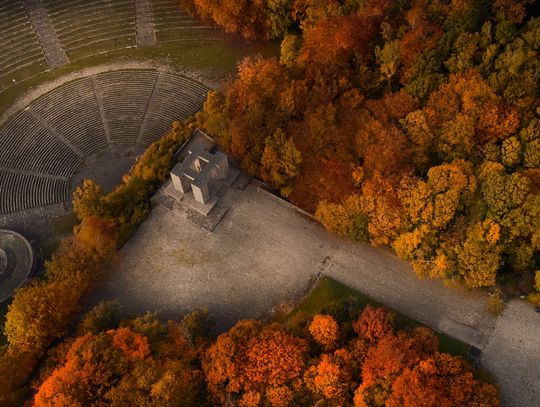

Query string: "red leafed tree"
[182, 0, 268, 39]
[360, 327, 438, 387]
[34, 333, 120, 406]
[299, 13, 377, 68]
[364, 90, 418, 125]
[399, 5, 443, 83]
[355, 328, 439, 406]
[203, 320, 307, 405]
[108, 327, 150, 361]
[352, 305, 393, 344]
[387, 352, 499, 407]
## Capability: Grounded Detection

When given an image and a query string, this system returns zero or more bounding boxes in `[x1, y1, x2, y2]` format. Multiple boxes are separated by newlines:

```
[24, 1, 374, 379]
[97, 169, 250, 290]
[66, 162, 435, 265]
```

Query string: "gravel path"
[90, 184, 540, 407]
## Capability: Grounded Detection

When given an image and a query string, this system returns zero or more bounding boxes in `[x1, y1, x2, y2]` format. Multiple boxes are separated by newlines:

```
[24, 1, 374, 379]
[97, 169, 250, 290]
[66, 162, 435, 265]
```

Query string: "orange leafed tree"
[387, 352, 499, 407]
[309, 314, 340, 348]
[244, 327, 307, 388]
[108, 327, 150, 361]
[34, 333, 119, 406]
[34, 324, 203, 406]
[203, 320, 307, 406]
[299, 13, 377, 68]
[360, 327, 438, 388]
[305, 348, 356, 401]
[355, 327, 439, 406]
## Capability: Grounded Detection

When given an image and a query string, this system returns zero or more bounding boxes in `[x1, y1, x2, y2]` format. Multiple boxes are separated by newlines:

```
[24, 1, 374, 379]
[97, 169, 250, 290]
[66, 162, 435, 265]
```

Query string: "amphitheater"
[0, 0, 223, 91]
[0, 69, 210, 241]
[1, 68, 209, 208]
[0, 0, 247, 245]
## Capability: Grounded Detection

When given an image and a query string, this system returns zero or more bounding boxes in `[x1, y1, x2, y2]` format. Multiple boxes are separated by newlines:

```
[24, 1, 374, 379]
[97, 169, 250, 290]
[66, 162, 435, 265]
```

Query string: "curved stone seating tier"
[137, 73, 209, 146]
[0, 171, 69, 214]
[150, 0, 218, 42]
[0, 111, 81, 177]
[59, 22, 134, 40]
[0, 70, 210, 215]
[30, 77, 108, 156]
[0, 229, 35, 302]
[43, 0, 136, 57]
[0, 0, 227, 88]
[0, 51, 46, 77]
[95, 70, 158, 145]
[0, 0, 45, 81]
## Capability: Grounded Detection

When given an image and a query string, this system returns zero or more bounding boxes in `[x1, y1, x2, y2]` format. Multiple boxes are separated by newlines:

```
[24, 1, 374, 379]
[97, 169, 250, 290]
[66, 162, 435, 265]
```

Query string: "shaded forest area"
[186, 0, 540, 298]
[32, 301, 499, 406]
[0, 123, 196, 405]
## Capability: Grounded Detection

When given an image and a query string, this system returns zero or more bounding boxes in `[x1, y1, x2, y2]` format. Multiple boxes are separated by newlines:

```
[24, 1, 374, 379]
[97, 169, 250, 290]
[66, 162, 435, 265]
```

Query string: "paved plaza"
[90, 183, 540, 407]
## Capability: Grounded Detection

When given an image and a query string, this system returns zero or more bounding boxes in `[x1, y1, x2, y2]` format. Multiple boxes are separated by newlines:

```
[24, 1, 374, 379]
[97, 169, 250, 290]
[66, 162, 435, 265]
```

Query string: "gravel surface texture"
[91, 184, 540, 407]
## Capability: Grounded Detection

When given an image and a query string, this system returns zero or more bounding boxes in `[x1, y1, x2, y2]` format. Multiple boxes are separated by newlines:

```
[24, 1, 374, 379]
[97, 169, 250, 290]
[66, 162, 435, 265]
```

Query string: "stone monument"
[152, 129, 252, 231]
[170, 144, 229, 205]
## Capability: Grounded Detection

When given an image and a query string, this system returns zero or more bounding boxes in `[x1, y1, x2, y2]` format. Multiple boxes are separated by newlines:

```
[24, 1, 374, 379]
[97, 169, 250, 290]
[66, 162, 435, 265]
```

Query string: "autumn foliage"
[387, 352, 499, 407]
[2, 0, 536, 403]
[28, 305, 499, 406]
[1, 122, 195, 405]
[353, 305, 393, 344]
[33, 321, 204, 407]
[308, 314, 339, 348]
[202, 321, 307, 406]
[193, 0, 540, 295]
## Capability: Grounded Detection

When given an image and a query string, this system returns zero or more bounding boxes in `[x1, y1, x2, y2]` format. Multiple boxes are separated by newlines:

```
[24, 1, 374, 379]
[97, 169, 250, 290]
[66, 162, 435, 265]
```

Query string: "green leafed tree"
[261, 129, 302, 196]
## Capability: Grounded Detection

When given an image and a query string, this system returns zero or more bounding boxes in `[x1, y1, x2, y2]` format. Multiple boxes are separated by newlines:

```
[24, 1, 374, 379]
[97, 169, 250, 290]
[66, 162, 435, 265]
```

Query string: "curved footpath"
[92, 184, 540, 407]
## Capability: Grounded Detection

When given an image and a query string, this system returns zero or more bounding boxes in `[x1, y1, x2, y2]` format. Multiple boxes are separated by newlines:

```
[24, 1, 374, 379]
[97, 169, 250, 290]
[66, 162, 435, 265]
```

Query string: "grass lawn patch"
[282, 276, 473, 362]
[0, 36, 279, 117]
[282, 276, 378, 320]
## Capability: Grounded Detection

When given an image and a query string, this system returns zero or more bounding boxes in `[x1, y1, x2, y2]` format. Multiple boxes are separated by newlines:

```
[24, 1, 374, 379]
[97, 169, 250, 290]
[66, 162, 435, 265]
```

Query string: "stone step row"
[0, 0, 46, 78]
[0, 70, 211, 215]
[22, 0, 69, 68]
[0, 170, 69, 214]
[30, 77, 108, 156]
[0, 110, 81, 177]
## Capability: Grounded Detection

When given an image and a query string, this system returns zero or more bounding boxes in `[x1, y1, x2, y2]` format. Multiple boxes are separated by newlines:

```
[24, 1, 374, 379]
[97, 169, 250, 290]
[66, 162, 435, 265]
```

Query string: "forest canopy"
[189, 0, 540, 295]
[31, 303, 499, 406]
[1, 0, 538, 405]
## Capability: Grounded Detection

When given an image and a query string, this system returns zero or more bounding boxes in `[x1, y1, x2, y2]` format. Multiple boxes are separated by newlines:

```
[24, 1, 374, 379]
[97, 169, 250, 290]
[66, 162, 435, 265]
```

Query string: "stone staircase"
[135, 0, 156, 46]
[22, 0, 68, 68]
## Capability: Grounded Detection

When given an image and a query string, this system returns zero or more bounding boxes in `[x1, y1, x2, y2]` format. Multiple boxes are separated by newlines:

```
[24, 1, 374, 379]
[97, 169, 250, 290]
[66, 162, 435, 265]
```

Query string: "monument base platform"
[152, 167, 251, 232]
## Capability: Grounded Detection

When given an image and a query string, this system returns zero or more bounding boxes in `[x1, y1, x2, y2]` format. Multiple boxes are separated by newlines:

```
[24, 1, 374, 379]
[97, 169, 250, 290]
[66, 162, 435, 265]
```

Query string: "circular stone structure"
[0, 229, 35, 302]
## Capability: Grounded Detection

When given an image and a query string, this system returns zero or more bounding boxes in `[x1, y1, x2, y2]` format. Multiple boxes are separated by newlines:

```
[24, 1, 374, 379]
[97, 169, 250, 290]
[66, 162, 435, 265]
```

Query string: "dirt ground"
[90, 183, 539, 407]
